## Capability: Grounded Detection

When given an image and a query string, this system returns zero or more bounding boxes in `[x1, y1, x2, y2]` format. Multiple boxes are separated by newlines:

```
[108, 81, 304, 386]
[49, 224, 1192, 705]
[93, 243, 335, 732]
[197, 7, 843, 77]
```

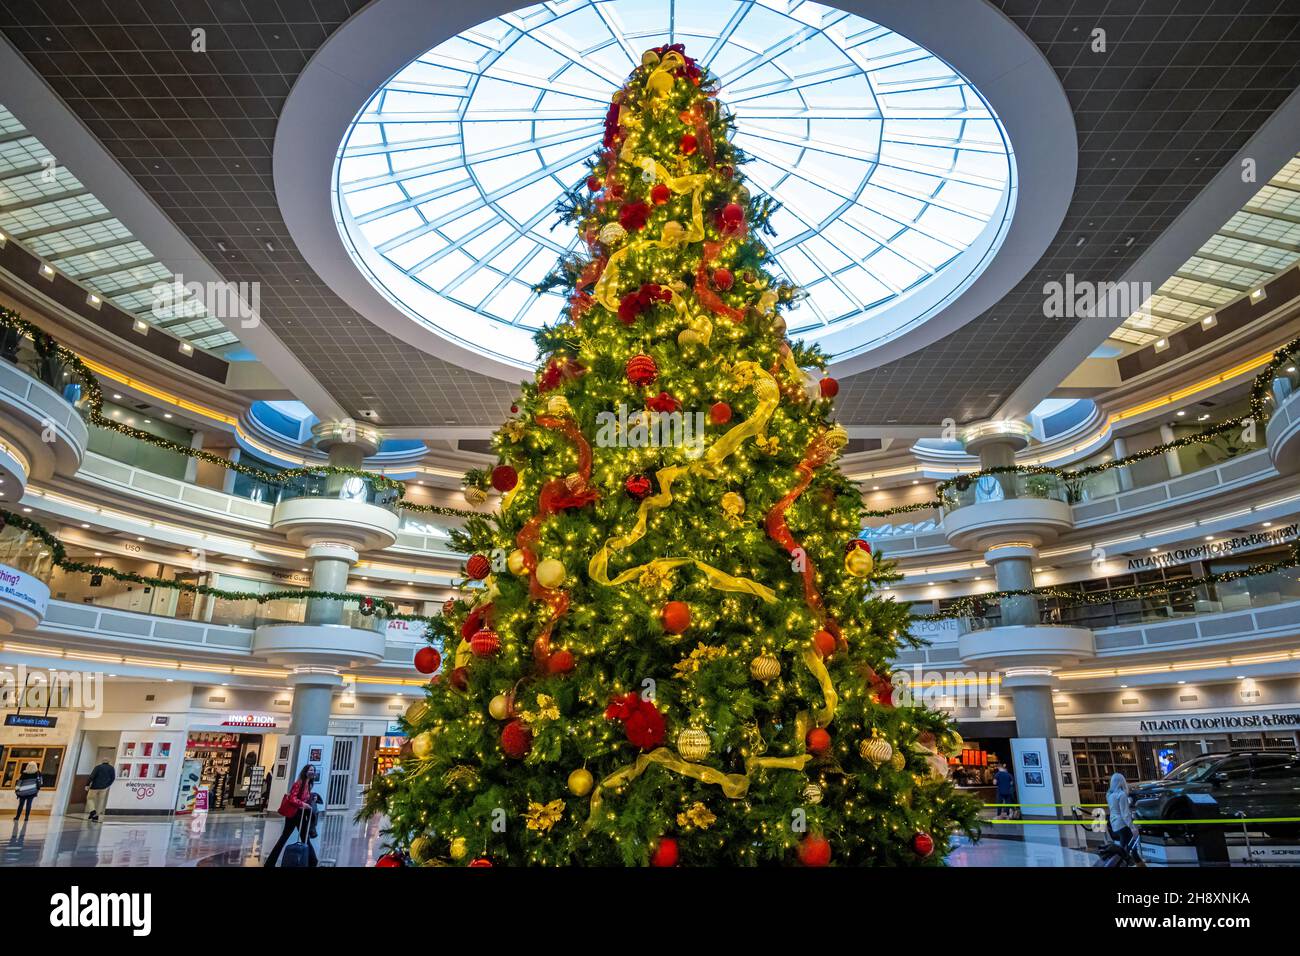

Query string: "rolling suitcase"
[280, 806, 315, 868]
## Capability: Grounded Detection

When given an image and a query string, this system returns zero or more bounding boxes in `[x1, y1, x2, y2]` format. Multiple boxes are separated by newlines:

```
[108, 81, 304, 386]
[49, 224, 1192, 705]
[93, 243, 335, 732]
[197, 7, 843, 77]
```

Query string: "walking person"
[264, 764, 319, 867]
[993, 761, 1016, 819]
[13, 761, 41, 822]
[1106, 772, 1135, 846]
[85, 759, 115, 822]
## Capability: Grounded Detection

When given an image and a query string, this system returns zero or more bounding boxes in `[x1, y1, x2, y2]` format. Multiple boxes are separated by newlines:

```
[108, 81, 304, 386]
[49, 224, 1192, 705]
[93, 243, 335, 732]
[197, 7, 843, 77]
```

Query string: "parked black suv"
[1132, 751, 1300, 838]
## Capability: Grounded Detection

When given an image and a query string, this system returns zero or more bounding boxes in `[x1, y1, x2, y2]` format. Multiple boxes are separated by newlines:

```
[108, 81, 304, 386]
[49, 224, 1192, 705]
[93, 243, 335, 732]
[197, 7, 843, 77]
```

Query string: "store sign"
[0, 564, 49, 619]
[4, 713, 57, 728]
[1126, 523, 1298, 570]
[220, 713, 277, 728]
[385, 618, 421, 638]
[1138, 710, 1300, 734]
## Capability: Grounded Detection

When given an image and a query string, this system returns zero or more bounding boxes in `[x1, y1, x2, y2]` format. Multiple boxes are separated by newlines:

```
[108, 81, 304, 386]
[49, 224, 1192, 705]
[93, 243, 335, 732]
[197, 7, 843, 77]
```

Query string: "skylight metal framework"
[0, 104, 238, 352]
[1112, 154, 1300, 348]
[334, 0, 1014, 366]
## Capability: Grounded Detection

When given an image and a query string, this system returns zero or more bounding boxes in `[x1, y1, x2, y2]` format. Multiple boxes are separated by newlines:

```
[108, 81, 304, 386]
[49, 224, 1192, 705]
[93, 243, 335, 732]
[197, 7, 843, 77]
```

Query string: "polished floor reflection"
[1, 811, 388, 867]
[1, 810, 1104, 867]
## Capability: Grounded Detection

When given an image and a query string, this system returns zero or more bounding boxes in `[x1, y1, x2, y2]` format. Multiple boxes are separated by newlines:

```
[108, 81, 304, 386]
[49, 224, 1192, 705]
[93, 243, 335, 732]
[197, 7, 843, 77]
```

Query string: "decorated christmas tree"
[367, 45, 979, 866]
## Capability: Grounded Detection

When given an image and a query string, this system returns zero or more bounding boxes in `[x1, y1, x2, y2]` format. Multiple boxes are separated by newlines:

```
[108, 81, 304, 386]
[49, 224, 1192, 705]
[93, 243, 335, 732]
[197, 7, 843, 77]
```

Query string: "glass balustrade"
[274, 471, 401, 510]
[1272, 366, 1299, 408]
[954, 565, 1300, 632]
[0, 523, 55, 580]
[0, 328, 92, 412]
[939, 471, 1070, 515]
[252, 598, 388, 633]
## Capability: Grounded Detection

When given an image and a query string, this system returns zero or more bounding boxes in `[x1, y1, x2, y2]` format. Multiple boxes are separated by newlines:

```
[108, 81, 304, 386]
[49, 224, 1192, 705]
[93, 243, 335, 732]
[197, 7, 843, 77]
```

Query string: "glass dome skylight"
[333, 0, 1016, 370]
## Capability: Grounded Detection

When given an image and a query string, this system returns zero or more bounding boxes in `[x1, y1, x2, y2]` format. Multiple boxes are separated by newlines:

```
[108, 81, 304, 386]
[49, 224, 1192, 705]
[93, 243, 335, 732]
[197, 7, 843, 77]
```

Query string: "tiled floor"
[2, 810, 1102, 867]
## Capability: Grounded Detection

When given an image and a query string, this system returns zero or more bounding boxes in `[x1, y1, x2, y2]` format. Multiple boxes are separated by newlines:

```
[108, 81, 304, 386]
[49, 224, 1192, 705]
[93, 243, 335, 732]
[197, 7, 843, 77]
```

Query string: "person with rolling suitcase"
[264, 764, 319, 867]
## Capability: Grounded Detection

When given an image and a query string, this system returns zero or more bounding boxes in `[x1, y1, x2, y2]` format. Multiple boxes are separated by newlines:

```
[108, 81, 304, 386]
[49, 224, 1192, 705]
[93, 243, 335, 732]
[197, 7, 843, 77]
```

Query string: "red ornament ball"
[501, 719, 532, 759]
[819, 377, 839, 399]
[619, 200, 650, 232]
[709, 401, 732, 425]
[586, 174, 601, 192]
[442, 598, 457, 616]
[470, 630, 501, 658]
[375, 852, 405, 868]
[413, 646, 441, 674]
[806, 728, 831, 755]
[812, 629, 836, 659]
[548, 649, 575, 674]
[468, 858, 493, 868]
[490, 465, 518, 492]
[624, 473, 653, 500]
[913, 831, 935, 858]
[721, 202, 745, 229]
[650, 836, 679, 867]
[680, 133, 698, 155]
[651, 182, 671, 205]
[625, 353, 658, 387]
[797, 834, 832, 867]
[661, 600, 691, 634]
[712, 267, 734, 291]
[466, 554, 491, 580]
[449, 666, 469, 691]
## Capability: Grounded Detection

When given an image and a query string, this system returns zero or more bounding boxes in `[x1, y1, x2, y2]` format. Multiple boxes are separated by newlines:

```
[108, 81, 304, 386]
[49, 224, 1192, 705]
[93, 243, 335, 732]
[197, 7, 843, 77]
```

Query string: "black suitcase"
[280, 807, 315, 868]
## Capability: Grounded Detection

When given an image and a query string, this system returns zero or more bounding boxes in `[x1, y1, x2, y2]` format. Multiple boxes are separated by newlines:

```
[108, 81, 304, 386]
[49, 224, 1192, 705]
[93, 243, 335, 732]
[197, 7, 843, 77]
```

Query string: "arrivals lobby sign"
[1126, 523, 1298, 571]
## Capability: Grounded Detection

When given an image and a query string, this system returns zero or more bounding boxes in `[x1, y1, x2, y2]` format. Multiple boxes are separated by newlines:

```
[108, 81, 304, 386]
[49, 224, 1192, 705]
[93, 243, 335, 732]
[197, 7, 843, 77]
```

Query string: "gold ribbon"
[454, 639, 472, 669]
[800, 648, 838, 727]
[585, 746, 812, 830]
[587, 362, 779, 600]
[593, 158, 708, 314]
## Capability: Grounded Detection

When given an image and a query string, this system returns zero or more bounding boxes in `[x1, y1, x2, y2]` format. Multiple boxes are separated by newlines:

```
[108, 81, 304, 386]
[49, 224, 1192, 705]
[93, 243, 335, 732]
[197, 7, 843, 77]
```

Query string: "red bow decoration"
[539, 356, 585, 393]
[618, 200, 650, 232]
[460, 602, 493, 641]
[617, 282, 672, 325]
[646, 391, 680, 413]
[604, 692, 666, 750]
[602, 101, 621, 149]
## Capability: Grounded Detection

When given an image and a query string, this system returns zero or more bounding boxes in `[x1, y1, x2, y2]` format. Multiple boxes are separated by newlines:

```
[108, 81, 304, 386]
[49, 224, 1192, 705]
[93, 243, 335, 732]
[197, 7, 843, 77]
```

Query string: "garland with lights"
[862, 332, 1299, 520]
[0, 507, 438, 636]
[0, 307, 476, 518]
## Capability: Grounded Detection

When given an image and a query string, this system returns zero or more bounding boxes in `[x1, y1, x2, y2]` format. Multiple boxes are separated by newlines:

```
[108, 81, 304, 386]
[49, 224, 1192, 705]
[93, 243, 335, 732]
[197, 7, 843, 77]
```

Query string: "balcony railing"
[954, 565, 1300, 632]
[0, 326, 92, 414]
[939, 471, 1070, 515]
[0, 522, 54, 579]
[273, 470, 402, 510]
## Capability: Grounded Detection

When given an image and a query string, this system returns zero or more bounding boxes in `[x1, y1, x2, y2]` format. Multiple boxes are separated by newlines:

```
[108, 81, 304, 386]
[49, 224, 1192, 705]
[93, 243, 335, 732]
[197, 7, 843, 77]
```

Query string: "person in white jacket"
[1106, 772, 1135, 846]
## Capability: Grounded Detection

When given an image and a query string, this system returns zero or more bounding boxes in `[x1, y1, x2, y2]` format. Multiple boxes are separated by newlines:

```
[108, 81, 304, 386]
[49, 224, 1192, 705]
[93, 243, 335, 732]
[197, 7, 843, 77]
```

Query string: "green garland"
[914, 541, 1300, 622]
[0, 307, 476, 518]
[863, 332, 1299, 520]
[0, 507, 438, 638]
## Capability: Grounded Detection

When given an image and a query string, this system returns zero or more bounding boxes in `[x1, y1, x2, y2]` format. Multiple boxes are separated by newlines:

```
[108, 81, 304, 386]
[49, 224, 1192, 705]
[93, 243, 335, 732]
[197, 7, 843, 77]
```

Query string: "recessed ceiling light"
[39, 262, 56, 280]
[1175, 410, 1185, 417]
[86, 292, 102, 308]
[1263, 522, 1272, 527]
[112, 393, 122, 400]
[1177, 680, 1186, 685]
[80, 523, 90, 528]
[136, 536, 145, 542]
[1236, 675, 1246, 680]
[1149, 547, 1158, 553]
[163, 413, 173, 419]
[22, 507, 32, 513]
[1204, 536, 1213, 541]
[132, 319, 149, 334]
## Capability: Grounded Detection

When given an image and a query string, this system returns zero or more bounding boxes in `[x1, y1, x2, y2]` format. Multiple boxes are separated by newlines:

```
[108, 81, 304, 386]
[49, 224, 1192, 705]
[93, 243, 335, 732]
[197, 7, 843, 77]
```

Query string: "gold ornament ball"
[721, 491, 745, 517]
[488, 694, 511, 721]
[409, 836, 431, 864]
[676, 728, 711, 761]
[845, 547, 874, 578]
[750, 653, 781, 683]
[546, 394, 572, 418]
[507, 548, 528, 576]
[677, 328, 702, 349]
[464, 486, 488, 507]
[536, 558, 566, 589]
[411, 731, 434, 759]
[859, 735, 893, 767]
[404, 699, 428, 725]
[890, 749, 907, 772]
[567, 768, 594, 797]
[599, 221, 627, 245]
[449, 837, 468, 861]
[802, 782, 823, 805]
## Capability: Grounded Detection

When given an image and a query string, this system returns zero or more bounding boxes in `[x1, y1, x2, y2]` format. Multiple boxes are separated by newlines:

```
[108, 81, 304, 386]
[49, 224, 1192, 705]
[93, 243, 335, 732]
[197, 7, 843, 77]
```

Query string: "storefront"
[1059, 704, 1300, 802]
[184, 712, 285, 813]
